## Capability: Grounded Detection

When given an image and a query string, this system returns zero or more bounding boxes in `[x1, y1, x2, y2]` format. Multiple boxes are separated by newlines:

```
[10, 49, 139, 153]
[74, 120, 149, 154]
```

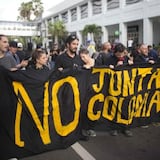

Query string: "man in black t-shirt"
[54, 34, 84, 72]
[54, 35, 90, 141]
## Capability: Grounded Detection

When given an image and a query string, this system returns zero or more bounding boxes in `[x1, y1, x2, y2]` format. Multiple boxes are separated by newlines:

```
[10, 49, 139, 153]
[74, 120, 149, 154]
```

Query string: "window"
[54, 16, 59, 22]
[127, 26, 139, 44]
[107, 0, 119, 10]
[92, 0, 102, 15]
[126, 0, 143, 5]
[47, 18, 52, 23]
[62, 12, 68, 23]
[80, 4, 88, 19]
[71, 8, 77, 21]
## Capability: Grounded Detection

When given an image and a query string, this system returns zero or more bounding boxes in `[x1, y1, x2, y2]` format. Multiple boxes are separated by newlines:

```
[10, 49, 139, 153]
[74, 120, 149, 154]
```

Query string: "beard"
[69, 47, 77, 54]
[108, 49, 111, 52]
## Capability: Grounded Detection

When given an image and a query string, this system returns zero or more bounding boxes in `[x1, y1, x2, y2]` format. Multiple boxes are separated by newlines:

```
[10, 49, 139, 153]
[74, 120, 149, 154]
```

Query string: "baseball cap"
[17, 42, 23, 48]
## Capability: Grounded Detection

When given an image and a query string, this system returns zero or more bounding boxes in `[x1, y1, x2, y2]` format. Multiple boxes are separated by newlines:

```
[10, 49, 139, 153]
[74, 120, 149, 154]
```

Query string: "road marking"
[71, 142, 96, 160]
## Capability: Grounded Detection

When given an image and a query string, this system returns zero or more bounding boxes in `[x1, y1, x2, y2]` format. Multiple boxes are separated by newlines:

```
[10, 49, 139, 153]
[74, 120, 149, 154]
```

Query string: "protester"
[96, 42, 113, 66]
[54, 34, 89, 141]
[0, 34, 18, 160]
[26, 50, 49, 71]
[79, 48, 97, 137]
[133, 43, 157, 129]
[48, 43, 60, 69]
[133, 43, 156, 64]
[54, 34, 84, 72]
[0, 34, 16, 70]
[16, 42, 26, 62]
[87, 40, 97, 58]
[105, 43, 133, 137]
[147, 44, 158, 62]
[105, 43, 133, 68]
[79, 48, 95, 69]
[6, 41, 28, 70]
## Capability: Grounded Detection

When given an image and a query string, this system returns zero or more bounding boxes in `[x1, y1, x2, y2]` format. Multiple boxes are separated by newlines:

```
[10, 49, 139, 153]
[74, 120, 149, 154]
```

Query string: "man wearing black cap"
[54, 34, 84, 72]
[6, 41, 28, 69]
[7, 41, 20, 63]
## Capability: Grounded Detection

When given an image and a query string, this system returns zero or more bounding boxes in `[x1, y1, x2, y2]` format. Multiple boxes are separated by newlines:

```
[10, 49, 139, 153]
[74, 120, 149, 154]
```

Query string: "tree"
[32, 36, 43, 46]
[48, 20, 67, 45]
[82, 24, 102, 43]
[18, 0, 43, 21]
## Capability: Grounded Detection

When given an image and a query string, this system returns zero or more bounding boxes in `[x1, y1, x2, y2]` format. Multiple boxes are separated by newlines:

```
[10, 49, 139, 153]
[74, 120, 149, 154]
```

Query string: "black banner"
[0, 63, 160, 159]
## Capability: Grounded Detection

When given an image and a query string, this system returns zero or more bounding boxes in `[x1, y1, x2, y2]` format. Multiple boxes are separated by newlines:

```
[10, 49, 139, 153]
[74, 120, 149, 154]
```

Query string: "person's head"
[17, 42, 23, 50]
[9, 41, 18, 54]
[0, 34, 9, 54]
[65, 34, 79, 54]
[102, 42, 112, 52]
[36, 44, 43, 51]
[32, 50, 48, 67]
[51, 43, 60, 55]
[139, 44, 148, 56]
[114, 43, 126, 58]
[147, 45, 153, 51]
[79, 48, 90, 63]
[53, 43, 59, 50]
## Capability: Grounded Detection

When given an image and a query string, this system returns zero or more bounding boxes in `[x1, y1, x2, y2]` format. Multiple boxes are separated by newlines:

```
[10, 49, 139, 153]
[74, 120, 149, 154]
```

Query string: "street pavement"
[20, 122, 160, 160]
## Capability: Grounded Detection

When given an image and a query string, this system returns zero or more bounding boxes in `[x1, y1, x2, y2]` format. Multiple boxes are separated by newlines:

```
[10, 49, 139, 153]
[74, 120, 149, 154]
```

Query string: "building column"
[77, 6, 81, 21]
[59, 14, 62, 21]
[76, 31, 82, 46]
[68, 10, 71, 23]
[120, 0, 126, 9]
[76, 30, 82, 52]
[101, 0, 107, 13]
[101, 26, 108, 43]
[143, 18, 153, 45]
[119, 22, 127, 46]
[88, 0, 92, 18]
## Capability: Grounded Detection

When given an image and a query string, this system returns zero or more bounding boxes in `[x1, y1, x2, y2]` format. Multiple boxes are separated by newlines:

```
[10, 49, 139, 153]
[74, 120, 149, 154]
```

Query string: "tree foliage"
[48, 20, 67, 44]
[18, 0, 44, 21]
[82, 24, 102, 40]
[32, 36, 43, 44]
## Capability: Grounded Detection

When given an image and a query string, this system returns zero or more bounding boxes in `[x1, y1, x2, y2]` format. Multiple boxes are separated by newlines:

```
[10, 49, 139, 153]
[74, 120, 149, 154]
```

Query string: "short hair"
[65, 34, 79, 45]
[9, 41, 17, 48]
[79, 48, 89, 55]
[114, 43, 126, 53]
[0, 34, 7, 40]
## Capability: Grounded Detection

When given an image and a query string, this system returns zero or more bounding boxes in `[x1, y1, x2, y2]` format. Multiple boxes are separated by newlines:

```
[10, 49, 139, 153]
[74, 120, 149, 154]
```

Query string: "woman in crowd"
[79, 48, 96, 69]
[8, 49, 51, 84]
[28, 50, 49, 70]
[79, 48, 97, 137]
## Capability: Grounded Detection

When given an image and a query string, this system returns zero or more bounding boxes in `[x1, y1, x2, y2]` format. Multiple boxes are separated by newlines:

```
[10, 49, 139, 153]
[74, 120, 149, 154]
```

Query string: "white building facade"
[42, 0, 160, 48]
[0, 21, 40, 37]
[0, 21, 40, 49]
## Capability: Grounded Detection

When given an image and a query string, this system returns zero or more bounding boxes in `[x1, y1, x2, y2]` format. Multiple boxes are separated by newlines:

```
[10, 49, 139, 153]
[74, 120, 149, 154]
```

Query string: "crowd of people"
[0, 34, 160, 159]
[1, 34, 159, 72]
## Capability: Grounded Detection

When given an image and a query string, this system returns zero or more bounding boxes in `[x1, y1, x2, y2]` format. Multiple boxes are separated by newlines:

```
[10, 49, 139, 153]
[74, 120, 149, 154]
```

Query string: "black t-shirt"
[54, 52, 84, 70]
[96, 51, 112, 66]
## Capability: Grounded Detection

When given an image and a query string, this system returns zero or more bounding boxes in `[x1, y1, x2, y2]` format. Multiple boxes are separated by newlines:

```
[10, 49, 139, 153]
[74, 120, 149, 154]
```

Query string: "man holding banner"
[54, 34, 90, 141]
[104, 42, 133, 137]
